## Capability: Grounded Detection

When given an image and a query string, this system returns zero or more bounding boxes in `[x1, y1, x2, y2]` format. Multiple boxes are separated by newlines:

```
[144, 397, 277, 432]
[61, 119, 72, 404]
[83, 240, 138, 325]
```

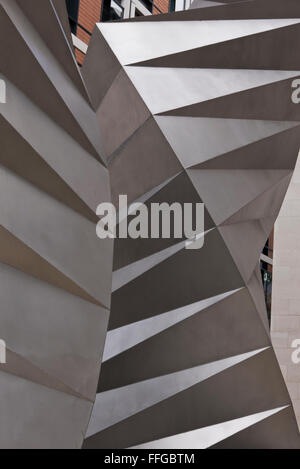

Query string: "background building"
[272, 157, 300, 428]
[66, 0, 190, 64]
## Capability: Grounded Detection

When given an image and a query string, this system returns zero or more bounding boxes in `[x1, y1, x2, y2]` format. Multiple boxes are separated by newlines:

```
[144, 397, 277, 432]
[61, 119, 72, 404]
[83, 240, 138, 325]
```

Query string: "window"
[169, 0, 176, 11]
[139, 0, 153, 13]
[101, 0, 124, 22]
[66, 0, 80, 34]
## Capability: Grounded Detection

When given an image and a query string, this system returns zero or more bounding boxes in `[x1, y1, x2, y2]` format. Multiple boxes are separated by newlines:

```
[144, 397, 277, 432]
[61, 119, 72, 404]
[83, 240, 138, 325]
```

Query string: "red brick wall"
[78, 0, 102, 41]
[75, 48, 86, 65]
[75, 0, 102, 63]
[74, 0, 170, 63]
[78, 0, 102, 38]
[154, 0, 170, 14]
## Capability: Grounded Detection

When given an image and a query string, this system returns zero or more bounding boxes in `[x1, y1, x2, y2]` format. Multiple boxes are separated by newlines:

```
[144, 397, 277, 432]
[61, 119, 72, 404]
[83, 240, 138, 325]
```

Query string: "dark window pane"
[101, 0, 124, 22]
[139, 0, 153, 13]
[169, 0, 176, 11]
[66, 0, 80, 34]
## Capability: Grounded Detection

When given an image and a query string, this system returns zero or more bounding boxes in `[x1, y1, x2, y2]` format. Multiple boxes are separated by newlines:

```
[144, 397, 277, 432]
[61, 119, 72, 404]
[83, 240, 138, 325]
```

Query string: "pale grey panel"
[104, 288, 242, 361]
[0, 263, 109, 399]
[187, 169, 291, 225]
[218, 217, 275, 283]
[0, 371, 92, 449]
[125, 67, 300, 115]
[0, 347, 86, 400]
[155, 116, 299, 169]
[1, 76, 109, 213]
[98, 19, 300, 65]
[112, 232, 212, 292]
[132, 406, 288, 449]
[0, 165, 112, 308]
[221, 174, 292, 226]
[88, 348, 268, 437]
[1, 0, 104, 161]
[112, 240, 186, 292]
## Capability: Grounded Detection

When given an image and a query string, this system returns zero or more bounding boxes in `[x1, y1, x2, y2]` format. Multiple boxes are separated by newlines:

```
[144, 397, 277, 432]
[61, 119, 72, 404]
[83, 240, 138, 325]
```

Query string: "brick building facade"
[154, 0, 170, 13]
[77, 0, 103, 43]
[67, 0, 172, 65]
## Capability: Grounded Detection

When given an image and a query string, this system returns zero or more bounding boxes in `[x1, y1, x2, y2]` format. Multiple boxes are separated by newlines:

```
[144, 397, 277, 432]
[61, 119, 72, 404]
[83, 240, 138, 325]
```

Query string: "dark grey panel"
[51, 0, 74, 48]
[84, 0, 300, 449]
[211, 406, 300, 449]
[247, 265, 270, 335]
[131, 25, 300, 70]
[16, 0, 90, 102]
[109, 228, 244, 329]
[160, 79, 300, 121]
[86, 349, 292, 448]
[96, 68, 150, 159]
[0, 0, 105, 162]
[192, 126, 300, 170]
[0, 116, 97, 222]
[100, 288, 270, 392]
[82, 28, 122, 111]
[109, 117, 183, 206]
[113, 171, 214, 270]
